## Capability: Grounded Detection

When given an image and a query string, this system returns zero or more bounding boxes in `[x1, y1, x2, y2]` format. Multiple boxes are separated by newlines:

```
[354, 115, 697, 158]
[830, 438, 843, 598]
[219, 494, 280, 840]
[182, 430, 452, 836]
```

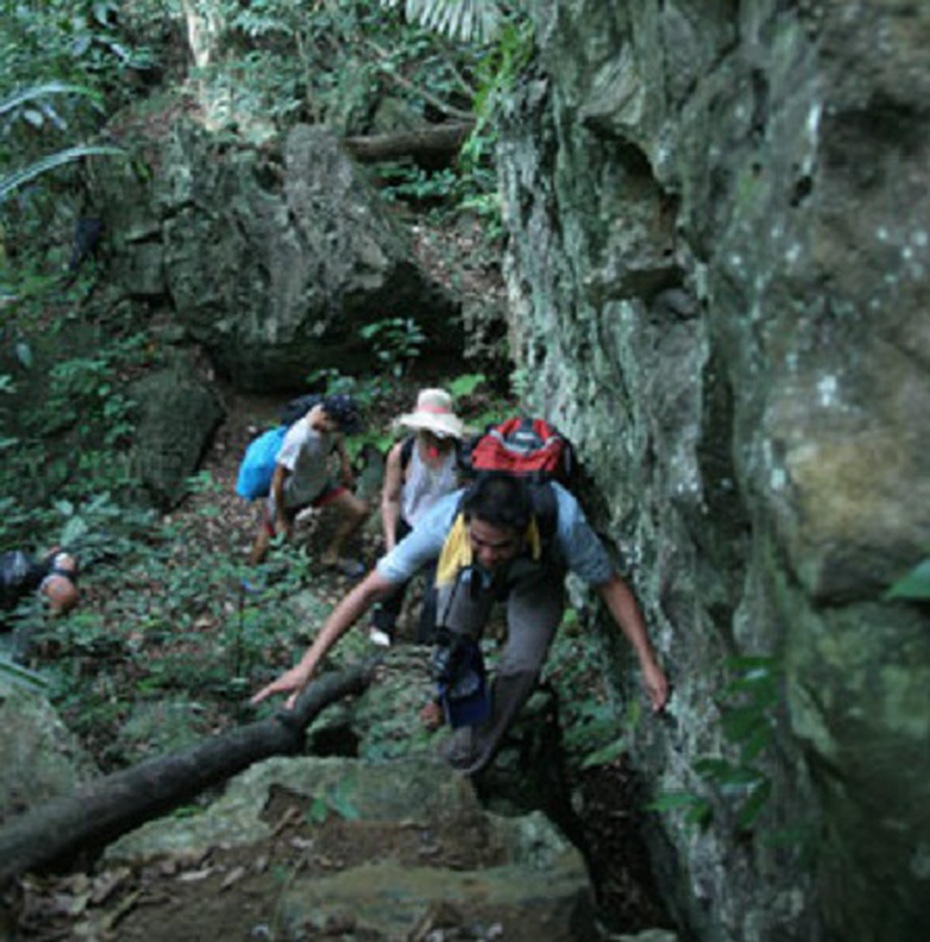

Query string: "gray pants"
[435, 559, 565, 775]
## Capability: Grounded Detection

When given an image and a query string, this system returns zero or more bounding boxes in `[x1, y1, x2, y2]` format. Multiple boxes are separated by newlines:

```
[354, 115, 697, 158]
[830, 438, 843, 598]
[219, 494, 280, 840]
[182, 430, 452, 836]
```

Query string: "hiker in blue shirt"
[252, 474, 669, 776]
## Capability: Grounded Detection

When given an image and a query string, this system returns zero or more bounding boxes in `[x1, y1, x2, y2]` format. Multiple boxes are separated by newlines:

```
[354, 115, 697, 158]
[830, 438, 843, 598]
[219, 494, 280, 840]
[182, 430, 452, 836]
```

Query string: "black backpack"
[278, 393, 323, 427]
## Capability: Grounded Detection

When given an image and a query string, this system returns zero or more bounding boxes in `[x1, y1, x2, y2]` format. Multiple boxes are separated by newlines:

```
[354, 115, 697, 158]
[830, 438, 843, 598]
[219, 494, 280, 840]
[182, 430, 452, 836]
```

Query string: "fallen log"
[0, 660, 378, 884]
[342, 122, 474, 164]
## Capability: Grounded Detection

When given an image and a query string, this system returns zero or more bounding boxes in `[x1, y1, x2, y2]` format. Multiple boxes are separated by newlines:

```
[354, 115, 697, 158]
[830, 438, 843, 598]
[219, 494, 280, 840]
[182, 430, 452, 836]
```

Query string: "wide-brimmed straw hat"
[396, 388, 465, 439]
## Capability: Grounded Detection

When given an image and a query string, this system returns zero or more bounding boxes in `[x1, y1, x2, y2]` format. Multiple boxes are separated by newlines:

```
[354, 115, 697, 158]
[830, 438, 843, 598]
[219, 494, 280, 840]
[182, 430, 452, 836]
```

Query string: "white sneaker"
[369, 628, 392, 647]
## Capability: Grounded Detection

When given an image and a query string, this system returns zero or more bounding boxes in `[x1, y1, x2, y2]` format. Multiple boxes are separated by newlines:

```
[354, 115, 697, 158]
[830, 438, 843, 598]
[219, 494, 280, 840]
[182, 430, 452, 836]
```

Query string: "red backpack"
[461, 417, 577, 540]
[465, 416, 575, 483]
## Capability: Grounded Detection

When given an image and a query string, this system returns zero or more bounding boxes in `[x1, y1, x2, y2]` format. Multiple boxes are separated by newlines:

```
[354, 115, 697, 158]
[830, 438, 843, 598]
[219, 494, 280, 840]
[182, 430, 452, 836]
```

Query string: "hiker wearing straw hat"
[369, 388, 465, 646]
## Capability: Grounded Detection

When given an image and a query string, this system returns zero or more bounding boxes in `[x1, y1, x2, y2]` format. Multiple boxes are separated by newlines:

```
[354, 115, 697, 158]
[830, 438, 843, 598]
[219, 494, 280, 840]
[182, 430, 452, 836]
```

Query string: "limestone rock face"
[97, 121, 457, 391]
[0, 677, 98, 825]
[127, 363, 224, 509]
[106, 757, 594, 941]
[498, 1, 930, 939]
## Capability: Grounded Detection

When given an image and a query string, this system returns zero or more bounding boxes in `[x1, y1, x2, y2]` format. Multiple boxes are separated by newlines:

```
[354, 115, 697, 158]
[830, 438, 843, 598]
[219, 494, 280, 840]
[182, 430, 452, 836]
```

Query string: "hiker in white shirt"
[369, 388, 465, 645]
[249, 395, 369, 576]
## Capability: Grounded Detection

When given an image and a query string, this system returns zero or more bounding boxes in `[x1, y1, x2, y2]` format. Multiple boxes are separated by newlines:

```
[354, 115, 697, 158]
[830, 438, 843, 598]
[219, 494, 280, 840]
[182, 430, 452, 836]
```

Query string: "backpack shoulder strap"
[529, 481, 558, 544]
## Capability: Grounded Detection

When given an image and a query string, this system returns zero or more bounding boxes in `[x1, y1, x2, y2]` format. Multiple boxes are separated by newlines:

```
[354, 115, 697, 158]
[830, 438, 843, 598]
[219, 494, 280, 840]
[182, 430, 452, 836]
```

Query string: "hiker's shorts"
[264, 481, 348, 534]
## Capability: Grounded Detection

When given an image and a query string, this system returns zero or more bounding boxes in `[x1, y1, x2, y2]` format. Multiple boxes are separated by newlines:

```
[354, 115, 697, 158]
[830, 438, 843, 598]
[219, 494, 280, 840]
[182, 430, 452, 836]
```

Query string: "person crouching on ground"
[249, 394, 369, 577]
[251, 474, 669, 776]
[369, 388, 465, 647]
[0, 548, 79, 620]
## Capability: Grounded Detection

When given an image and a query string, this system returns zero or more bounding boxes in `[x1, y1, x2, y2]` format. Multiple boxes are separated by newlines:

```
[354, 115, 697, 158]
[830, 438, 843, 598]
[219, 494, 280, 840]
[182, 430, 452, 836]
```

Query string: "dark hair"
[462, 476, 532, 532]
[322, 394, 361, 433]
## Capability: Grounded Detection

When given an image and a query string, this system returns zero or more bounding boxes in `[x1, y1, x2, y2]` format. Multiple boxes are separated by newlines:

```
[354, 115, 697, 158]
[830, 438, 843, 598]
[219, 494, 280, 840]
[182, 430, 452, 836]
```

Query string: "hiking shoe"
[369, 627, 392, 647]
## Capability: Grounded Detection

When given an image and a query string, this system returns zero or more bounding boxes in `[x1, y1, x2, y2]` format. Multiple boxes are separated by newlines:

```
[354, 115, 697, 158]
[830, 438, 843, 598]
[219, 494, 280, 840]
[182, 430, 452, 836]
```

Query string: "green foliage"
[378, 160, 502, 238]
[0, 655, 48, 693]
[885, 557, 930, 601]
[0, 2, 151, 183]
[545, 608, 638, 769]
[360, 316, 426, 378]
[0, 1, 155, 104]
[0, 83, 124, 234]
[28, 492, 316, 766]
[0, 81, 124, 302]
[509, 366, 530, 401]
[647, 791, 714, 830]
[0, 330, 154, 550]
[306, 776, 361, 825]
[0, 141, 124, 203]
[447, 372, 486, 398]
[461, 14, 533, 170]
[379, 164, 459, 208]
[652, 656, 782, 834]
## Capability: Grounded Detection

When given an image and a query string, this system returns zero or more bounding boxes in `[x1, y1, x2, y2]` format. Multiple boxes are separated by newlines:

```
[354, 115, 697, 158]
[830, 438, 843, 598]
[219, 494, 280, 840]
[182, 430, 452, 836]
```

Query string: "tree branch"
[343, 123, 474, 164]
[0, 660, 379, 885]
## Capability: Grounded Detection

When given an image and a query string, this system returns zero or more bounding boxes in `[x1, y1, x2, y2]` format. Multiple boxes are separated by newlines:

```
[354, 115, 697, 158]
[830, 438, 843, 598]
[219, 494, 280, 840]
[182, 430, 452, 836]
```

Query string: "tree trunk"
[0, 661, 378, 884]
[343, 122, 474, 164]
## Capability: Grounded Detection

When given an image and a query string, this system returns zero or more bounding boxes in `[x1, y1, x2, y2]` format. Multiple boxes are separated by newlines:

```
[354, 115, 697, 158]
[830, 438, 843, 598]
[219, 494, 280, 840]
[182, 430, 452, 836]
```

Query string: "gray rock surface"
[96, 121, 458, 390]
[498, 1, 930, 940]
[127, 362, 224, 509]
[0, 676, 98, 825]
[106, 756, 594, 941]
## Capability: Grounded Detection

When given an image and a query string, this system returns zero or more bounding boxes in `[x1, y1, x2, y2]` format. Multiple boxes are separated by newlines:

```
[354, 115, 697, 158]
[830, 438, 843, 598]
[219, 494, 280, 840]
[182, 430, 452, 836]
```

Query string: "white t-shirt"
[401, 441, 459, 527]
[276, 418, 333, 509]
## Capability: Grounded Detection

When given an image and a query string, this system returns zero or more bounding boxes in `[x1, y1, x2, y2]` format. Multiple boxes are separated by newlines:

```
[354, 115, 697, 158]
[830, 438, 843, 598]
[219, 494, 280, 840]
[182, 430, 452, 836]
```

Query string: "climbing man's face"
[467, 518, 523, 572]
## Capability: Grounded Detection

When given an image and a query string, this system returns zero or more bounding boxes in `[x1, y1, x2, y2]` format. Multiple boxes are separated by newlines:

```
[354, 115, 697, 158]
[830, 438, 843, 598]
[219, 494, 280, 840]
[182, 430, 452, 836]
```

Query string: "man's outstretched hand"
[251, 664, 312, 711]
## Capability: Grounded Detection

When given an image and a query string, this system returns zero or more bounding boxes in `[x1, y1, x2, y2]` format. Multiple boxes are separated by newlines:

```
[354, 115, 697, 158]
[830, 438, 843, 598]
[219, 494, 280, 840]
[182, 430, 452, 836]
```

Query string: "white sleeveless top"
[401, 441, 459, 527]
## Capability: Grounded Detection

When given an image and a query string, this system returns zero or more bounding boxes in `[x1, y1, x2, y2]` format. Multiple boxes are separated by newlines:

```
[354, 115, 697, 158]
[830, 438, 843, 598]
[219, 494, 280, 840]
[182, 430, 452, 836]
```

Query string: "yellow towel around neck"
[435, 512, 542, 588]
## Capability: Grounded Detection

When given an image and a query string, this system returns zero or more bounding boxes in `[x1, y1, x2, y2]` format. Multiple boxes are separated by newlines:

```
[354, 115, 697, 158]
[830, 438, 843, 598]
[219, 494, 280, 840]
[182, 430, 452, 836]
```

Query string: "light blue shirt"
[376, 482, 614, 586]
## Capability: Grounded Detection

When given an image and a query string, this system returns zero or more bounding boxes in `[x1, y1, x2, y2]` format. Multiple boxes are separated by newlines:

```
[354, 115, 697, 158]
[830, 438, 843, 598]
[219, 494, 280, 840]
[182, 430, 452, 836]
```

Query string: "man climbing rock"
[252, 474, 668, 775]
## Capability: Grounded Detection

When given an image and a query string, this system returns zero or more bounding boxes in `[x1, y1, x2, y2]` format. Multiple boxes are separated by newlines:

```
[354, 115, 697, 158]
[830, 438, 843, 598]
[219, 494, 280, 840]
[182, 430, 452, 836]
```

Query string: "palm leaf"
[0, 145, 125, 203]
[0, 82, 103, 118]
[379, 0, 503, 44]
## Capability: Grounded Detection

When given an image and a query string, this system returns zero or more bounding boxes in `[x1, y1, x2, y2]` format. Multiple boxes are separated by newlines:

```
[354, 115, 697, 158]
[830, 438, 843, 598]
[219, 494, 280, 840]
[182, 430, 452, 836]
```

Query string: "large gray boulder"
[127, 362, 224, 509]
[95, 119, 458, 391]
[0, 676, 98, 825]
[498, 1, 930, 940]
[105, 756, 595, 942]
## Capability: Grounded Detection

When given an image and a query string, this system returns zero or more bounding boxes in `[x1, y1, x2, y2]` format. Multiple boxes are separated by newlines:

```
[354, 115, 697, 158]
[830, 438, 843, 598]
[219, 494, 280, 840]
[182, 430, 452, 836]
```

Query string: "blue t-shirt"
[376, 482, 614, 586]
